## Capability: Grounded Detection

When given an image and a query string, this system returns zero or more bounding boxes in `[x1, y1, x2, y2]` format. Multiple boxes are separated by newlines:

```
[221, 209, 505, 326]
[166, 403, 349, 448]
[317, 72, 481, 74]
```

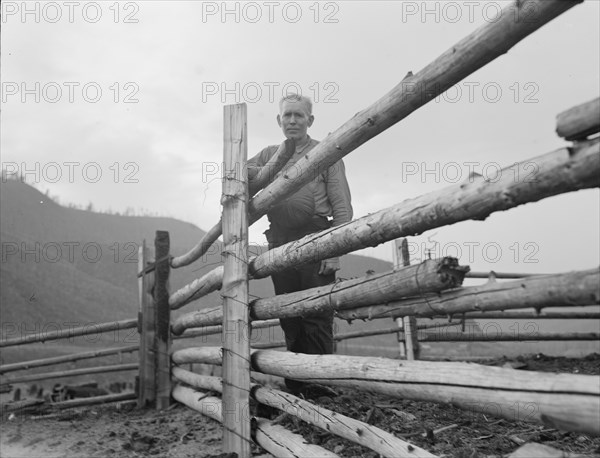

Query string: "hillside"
[3, 180, 596, 361]
[0, 180, 392, 344]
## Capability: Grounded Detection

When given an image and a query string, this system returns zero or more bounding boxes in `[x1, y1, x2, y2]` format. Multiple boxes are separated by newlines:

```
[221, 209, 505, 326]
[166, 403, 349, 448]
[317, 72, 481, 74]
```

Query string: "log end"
[437, 257, 470, 288]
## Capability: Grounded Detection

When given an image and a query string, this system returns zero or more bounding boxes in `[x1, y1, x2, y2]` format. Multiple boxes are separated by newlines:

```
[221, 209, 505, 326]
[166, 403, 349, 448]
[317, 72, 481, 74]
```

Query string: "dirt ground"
[1, 353, 599, 458]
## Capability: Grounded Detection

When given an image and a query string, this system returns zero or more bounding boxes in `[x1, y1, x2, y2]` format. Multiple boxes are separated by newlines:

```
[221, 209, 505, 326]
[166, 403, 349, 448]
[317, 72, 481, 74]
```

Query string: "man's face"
[277, 99, 314, 141]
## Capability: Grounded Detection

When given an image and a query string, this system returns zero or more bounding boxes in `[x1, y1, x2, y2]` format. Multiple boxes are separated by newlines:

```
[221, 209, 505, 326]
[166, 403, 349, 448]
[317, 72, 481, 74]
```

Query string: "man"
[248, 94, 353, 396]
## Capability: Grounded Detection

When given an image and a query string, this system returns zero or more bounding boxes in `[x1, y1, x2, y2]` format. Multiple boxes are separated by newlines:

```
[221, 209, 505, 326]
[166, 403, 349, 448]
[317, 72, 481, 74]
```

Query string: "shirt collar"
[295, 136, 312, 154]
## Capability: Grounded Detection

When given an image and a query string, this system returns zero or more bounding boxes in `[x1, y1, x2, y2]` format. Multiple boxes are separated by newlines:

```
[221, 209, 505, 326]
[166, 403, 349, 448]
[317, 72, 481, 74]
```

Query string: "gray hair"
[279, 93, 312, 115]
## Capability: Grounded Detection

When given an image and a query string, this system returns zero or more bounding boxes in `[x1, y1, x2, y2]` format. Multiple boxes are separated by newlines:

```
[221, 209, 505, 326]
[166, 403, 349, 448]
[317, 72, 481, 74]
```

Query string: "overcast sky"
[2, 0, 599, 274]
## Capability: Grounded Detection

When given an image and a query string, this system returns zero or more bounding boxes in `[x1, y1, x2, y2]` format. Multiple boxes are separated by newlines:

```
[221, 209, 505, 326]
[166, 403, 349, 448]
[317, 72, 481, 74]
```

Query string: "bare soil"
[1, 353, 599, 458]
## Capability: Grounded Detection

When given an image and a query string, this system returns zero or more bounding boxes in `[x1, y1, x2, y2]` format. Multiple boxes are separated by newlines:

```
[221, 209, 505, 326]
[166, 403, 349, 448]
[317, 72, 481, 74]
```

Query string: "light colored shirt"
[248, 137, 353, 227]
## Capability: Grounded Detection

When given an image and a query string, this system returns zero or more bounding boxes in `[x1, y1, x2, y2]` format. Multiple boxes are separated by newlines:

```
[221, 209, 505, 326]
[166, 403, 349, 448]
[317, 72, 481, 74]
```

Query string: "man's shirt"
[248, 137, 353, 227]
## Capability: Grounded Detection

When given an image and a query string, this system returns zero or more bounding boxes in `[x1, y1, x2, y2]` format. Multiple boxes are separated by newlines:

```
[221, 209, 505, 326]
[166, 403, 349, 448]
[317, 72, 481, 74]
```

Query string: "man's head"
[277, 94, 314, 142]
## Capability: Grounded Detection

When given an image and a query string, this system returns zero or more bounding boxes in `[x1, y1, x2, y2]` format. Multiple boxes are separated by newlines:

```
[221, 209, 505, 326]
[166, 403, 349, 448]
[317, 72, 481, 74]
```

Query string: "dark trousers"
[265, 217, 334, 392]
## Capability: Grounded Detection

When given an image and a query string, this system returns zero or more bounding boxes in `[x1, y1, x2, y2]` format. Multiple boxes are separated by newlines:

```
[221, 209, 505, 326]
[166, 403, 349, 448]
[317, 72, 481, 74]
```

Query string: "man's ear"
[307, 114, 314, 127]
[277, 114, 282, 127]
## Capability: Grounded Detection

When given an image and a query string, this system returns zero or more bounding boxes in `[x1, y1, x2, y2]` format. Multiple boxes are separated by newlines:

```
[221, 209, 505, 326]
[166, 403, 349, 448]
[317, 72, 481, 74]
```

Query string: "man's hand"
[248, 139, 295, 195]
[247, 166, 260, 181]
[318, 258, 340, 276]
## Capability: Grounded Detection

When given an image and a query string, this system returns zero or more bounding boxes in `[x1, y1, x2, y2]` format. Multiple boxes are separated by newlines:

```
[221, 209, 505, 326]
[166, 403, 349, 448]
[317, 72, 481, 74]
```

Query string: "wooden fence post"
[392, 239, 419, 360]
[154, 231, 171, 410]
[137, 240, 156, 408]
[221, 103, 251, 457]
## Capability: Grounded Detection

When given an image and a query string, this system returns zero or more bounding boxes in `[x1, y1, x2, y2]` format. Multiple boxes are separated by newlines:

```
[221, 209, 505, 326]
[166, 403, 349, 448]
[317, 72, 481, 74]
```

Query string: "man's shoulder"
[251, 145, 279, 164]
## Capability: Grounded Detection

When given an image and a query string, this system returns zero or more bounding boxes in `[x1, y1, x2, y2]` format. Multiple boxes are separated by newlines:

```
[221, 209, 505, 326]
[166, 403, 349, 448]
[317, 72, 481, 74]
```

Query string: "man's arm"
[248, 140, 295, 195]
[247, 148, 271, 182]
[326, 159, 353, 226]
[319, 159, 353, 276]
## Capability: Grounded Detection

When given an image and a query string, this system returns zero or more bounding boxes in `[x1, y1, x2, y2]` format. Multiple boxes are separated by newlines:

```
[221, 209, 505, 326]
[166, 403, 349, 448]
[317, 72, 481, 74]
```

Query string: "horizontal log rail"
[252, 329, 600, 351]
[556, 97, 600, 141]
[336, 268, 599, 321]
[252, 321, 462, 350]
[0, 318, 138, 348]
[170, 306, 598, 346]
[415, 332, 600, 342]
[1, 363, 138, 385]
[51, 392, 136, 410]
[172, 384, 338, 457]
[171, 268, 597, 337]
[174, 319, 279, 340]
[173, 313, 600, 342]
[170, 137, 599, 309]
[0, 345, 139, 374]
[458, 311, 600, 320]
[166, 141, 295, 275]
[172, 368, 435, 458]
[173, 347, 600, 436]
[0, 399, 44, 415]
[170, 0, 583, 270]
[169, 270, 547, 311]
[249, 139, 599, 280]
[171, 258, 468, 335]
[169, 266, 224, 310]
[465, 271, 546, 279]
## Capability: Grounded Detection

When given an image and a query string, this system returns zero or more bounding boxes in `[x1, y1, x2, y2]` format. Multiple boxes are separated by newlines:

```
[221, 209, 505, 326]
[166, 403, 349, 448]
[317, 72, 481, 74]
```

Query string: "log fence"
[169, 0, 587, 271]
[160, 2, 599, 455]
[163, 2, 598, 455]
[2, 1, 599, 456]
[0, 234, 172, 414]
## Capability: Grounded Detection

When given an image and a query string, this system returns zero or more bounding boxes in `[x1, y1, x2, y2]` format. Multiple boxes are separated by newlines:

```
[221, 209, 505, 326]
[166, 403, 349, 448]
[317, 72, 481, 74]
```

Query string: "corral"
[1, 1, 599, 457]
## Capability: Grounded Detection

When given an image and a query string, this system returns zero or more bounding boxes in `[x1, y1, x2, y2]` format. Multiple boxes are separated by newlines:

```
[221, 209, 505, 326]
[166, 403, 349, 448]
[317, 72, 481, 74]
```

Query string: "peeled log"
[173, 348, 600, 436]
[254, 418, 339, 458]
[172, 347, 223, 366]
[171, 141, 295, 271]
[336, 268, 600, 322]
[170, 0, 583, 270]
[220, 103, 251, 456]
[250, 139, 599, 280]
[174, 319, 279, 340]
[171, 368, 435, 458]
[248, 0, 584, 223]
[171, 258, 468, 335]
[170, 222, 223, 270]
[171, 384, 338, 458]
[169, 139, 598, 309]
[168, 142, 295, 309]
[508, 442, 589, 458]
[169, 266, 223, 310]
[556, 97, 600, 141]
[252, 387, 435, 458]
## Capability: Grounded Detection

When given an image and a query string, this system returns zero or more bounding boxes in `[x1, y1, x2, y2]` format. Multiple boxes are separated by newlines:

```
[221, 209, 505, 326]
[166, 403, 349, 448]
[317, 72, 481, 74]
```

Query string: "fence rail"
[2, 363, 138, 385]
[172, 347, 600, 437]
[169, 0, 583, 272]
[6, 1, 598, 456]
[169, 137, 598, 311]
[337, 269, 599, 322]
[0, 345, 138, 374]
[0, 319, 138, 348]
[165, 1, 599, 455]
